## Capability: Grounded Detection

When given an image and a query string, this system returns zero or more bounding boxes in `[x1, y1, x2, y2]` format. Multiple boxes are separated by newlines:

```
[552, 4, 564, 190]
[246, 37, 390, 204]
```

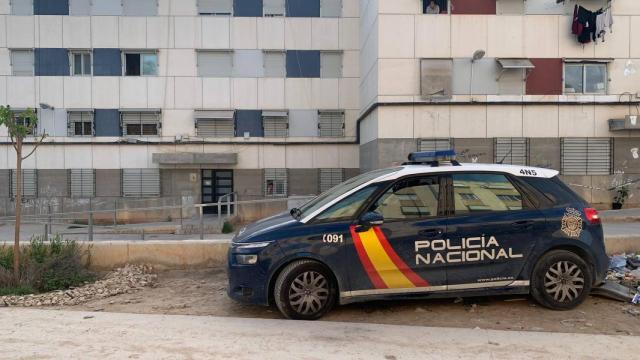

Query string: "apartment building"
[360, 0, 640, 207]
[1, 0, 639, 215]
[0, 0, 360, 214]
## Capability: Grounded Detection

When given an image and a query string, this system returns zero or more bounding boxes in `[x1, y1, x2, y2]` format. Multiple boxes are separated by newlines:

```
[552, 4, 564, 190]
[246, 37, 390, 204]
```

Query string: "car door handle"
[419, 229, 444, 239]
[512, 220, 534, 229]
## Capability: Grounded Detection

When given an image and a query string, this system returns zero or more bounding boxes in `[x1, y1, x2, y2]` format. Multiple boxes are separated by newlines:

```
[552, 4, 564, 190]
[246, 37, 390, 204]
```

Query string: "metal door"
[202, 170, 234, 214]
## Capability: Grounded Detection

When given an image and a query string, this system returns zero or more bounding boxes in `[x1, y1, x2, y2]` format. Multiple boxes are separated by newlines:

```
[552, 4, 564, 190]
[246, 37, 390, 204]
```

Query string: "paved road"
[602, 222, 640, 237]
[0, 309, 636, 360]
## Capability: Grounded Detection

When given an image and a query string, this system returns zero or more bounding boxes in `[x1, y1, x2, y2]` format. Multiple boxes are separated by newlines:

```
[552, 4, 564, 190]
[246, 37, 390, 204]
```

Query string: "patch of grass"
[0, 286, 36, 296]
[0, 235, 94, 295]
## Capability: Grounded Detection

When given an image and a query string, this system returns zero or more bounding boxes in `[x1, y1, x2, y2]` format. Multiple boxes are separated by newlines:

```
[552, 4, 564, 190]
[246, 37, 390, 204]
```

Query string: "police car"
[227, 150, 608, 320]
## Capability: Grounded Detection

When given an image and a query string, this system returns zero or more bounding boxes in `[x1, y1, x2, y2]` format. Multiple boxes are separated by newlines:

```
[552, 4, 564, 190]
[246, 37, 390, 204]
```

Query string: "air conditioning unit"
[609, 115, 640, 131]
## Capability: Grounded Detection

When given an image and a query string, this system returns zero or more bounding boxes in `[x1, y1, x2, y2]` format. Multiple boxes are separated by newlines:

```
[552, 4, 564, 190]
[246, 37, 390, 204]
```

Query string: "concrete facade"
[3, 0, 640, 212]
[359, 0, 640, 207]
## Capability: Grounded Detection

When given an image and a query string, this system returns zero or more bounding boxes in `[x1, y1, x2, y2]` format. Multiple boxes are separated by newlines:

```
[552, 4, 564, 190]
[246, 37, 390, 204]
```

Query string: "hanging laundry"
[572, 5, 583, 36]
[575, 6, 602, 44]
[596, 7, 613, 42]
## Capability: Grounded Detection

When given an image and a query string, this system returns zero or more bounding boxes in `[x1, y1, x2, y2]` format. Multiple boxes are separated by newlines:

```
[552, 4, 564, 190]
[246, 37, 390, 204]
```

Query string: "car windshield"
[295, 167, 401, 220]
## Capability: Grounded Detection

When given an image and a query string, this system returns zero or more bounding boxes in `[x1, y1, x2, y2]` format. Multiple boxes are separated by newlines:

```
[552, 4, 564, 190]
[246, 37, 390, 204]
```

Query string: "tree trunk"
[13, 139, 22, 284]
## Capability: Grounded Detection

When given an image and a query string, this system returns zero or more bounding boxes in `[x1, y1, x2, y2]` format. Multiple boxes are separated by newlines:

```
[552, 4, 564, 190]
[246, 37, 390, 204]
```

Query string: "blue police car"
[227, 151, 608, 320]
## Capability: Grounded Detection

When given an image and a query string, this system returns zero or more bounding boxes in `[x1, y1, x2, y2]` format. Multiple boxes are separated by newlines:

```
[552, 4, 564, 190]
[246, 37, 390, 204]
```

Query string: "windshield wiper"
[290, 208, 302, 220]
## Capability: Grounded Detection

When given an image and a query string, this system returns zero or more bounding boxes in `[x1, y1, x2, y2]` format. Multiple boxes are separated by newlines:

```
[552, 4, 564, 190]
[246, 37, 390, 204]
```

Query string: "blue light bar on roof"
[408, 150, 456, 162]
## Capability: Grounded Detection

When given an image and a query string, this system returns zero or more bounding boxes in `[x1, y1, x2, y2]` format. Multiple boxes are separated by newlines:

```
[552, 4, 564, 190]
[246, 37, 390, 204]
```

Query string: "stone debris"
[0, 264, 157, 308]
[606, 253, 640, 302]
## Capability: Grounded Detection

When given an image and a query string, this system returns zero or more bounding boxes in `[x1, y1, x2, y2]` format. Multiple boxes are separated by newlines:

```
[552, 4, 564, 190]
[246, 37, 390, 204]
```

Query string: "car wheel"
[531, 250, 592, 310]
[274, 260, 337, 320]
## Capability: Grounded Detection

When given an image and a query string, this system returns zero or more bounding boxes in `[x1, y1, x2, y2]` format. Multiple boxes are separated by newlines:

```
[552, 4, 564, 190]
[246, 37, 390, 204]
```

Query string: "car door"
[444, 172, 545, 290]
[345, 175, 448, 296]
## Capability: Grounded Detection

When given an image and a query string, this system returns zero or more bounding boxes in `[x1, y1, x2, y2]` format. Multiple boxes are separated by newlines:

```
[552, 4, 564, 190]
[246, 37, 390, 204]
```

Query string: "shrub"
[0, 235, 94, 295]
[222, 221, 234, 234]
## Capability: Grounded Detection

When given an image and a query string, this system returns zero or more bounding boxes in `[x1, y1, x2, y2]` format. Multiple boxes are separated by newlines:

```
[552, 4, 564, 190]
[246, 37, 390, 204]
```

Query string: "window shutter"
[420, 59, 453, 99]
[561, 138, 612, 175]
[198, 0, 233, 14]
[318, 111, 345, 137]
[264, 168, 288, 197]
[122, 112, 159, 136]
[91, 0, 122, 15]
[122, 169, 160, 197]
[320, 0, 341, 17]
[264, 0, 284, 16]
[263, 112, 289, 137]
[196, 119, 235, 137]
[495, 138, 528, 166]
[197, 51, 233, 77]
[69, 0, 91, 15]
[11, 170, 37, 197]
[122, 0, 157, 15]
[264, 51, 285, 77]
[11, 0, 33, 15]
[320, 52, 342, 78]
[319, 168, 343, 193]
[418, 138, 453, 152]
[69, 169, 95, 198]
[11, 50, 34, 76]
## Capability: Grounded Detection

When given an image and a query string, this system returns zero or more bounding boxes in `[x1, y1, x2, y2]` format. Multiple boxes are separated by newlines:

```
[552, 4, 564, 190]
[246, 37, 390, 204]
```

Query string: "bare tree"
[0, 106, 46, 283]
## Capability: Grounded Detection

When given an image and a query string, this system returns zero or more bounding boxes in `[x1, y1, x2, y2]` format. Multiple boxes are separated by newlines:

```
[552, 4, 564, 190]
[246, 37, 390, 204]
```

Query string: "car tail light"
[584, 208, 600, 225]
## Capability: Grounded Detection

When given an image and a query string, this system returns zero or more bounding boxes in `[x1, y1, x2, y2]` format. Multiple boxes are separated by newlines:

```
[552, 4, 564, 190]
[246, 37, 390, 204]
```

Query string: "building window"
[122, 0, 158, 16]
[319, 168, 344, 193]
[418, 138, 452, 152]
[11, 50, 34, 76]
[195, 110, 235, 137]
[198, 0, 233, 15]
[70, 51, 92, 76]
[320, 0, 342, 17]
[68, 111, 94, 136]
[564, 63, 607, 94]
[320, 51, 342, 78]
[69, 169, 95, 198]
[12, 111, 36, 135]
[423, 0, 447, 14]
[121, 112, 161, 136]
[122, 169, 160, 197]
[318, 111, 344, 137]
[264, 0, 284, 16]
[561, 138, 612, 175]
[262, 111, 289, 137]
[123, 52, 158, 76]
[495, 138, 528, 166]
[197, 51, 233, 77]
[263, 51, 285, 77]
[265, 168, 287, 197]
[11, 169, 37, 198]
[11, 0, 33, 15]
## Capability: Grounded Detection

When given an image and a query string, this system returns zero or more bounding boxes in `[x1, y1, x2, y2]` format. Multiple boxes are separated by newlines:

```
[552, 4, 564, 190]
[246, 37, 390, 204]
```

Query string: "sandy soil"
[60, 268, 640, 336]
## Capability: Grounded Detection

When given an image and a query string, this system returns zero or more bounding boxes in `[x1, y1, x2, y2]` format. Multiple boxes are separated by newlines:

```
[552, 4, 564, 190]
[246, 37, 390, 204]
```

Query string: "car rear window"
[521, 176, 586, 207]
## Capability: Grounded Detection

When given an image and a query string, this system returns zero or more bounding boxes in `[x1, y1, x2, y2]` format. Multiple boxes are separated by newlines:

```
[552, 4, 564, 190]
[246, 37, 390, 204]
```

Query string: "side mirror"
[359, 211, 384, 228]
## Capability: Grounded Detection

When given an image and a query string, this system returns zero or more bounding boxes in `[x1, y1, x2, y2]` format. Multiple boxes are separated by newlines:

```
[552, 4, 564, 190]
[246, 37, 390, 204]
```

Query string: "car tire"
[530, 250, 593, 310]
[274, 260, 337, 320]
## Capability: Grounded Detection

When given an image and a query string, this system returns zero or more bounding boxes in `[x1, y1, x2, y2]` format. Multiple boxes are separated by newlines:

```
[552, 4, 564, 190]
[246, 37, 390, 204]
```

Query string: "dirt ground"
[60, 268, 640, 336]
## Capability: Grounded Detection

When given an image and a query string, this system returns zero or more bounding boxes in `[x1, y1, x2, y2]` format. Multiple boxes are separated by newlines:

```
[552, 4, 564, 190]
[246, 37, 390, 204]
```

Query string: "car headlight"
[235, 254, 258, 265]
[233, 241, 273, 249]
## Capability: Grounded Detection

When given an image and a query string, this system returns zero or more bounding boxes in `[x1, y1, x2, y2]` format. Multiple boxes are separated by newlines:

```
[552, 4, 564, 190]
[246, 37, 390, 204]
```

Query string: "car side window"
[315, 185, 379, 221]
[369, 176, 440, 221]
[453, 173, 524, 215]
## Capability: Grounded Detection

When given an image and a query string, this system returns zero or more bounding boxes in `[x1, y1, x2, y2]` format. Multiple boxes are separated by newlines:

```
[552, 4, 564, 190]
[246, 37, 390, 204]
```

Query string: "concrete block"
[95, 169, 121, 197]
[529, 138, 561, 170]
[235, 169, 263, 200]
[614, 138, 640, 174]
[289, 169, 319, 196]
[160, 169, 199, 198]
[37, 169, 68, 197]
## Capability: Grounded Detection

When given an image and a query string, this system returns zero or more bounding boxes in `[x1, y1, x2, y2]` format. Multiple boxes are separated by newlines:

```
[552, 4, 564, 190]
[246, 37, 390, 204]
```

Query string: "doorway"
[201, 170, 234, 214]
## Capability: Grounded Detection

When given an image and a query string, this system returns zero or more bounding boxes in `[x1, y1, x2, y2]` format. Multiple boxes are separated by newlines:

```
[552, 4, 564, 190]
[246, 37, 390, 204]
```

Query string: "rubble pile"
[0, 264, 157, 307]
[607, 253, 640, 305]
